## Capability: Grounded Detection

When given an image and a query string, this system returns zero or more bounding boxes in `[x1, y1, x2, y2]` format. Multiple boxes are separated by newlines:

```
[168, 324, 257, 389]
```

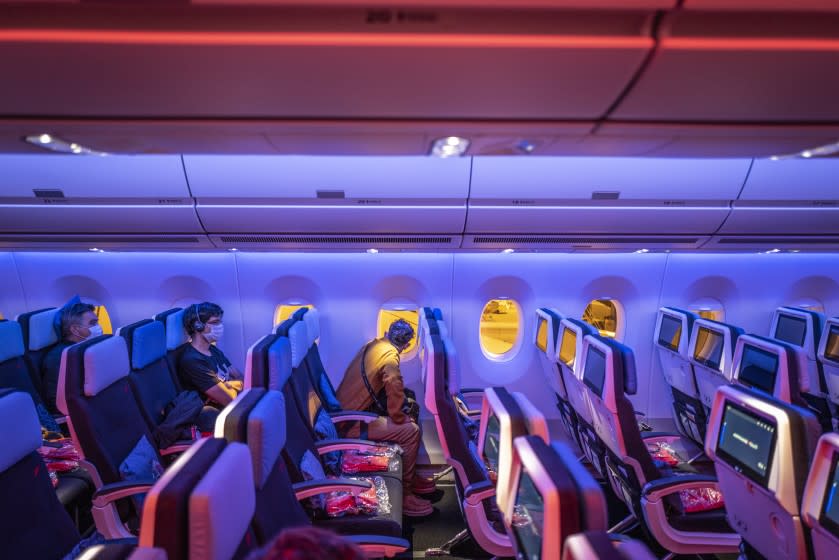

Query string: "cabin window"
[273, 303, 314, 327]
[689, 298, 725, 322]
[583, 299, 620, 339]
[378, 304, 419, 361]
[0, 311, 4, 320]
[793, 298, 825, 314]
[92, 305, 113, 335]
[479, 298, 523, 360]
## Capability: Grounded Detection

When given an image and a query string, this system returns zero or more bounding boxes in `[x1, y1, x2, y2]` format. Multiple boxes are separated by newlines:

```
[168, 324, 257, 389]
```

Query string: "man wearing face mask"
[335, 319, 435, 517]
[177, 302, 243, 408]
[41, 301, 104, 414]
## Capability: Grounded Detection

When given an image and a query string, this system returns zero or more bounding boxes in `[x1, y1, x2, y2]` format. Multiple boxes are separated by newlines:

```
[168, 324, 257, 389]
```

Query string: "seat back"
[557, 318, 599, 429]
[119, 319, 180, 429]
[505, 436, 607, 560]
[583, 335, 659, 490]
[58, 335, 159, 486]
[706, 384, 821, 560]
[17, 307, 59, 400]
[0, 320, 46, 410]
[654, 307, 705, 444]
[301, 309, 342, 413]
[535, 308, 564, 400]
[689, 318, 744, 411]
[243, 334, 279, 391]
[771, 306, 833, 429]
[801, 432, 839, 560]
[0, 389, 80, 559]
[215, 388, 310, 544]
[817, 317, 839, 416]
[140, 437, 255, 560]
[153, 308, 188, 389]
[732, 334, 809, 409]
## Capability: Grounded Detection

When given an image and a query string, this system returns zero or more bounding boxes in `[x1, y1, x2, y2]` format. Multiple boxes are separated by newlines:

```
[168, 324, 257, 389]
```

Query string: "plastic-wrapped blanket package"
[679, 486, 725, 513]
[38, 439, 81, 486]
[341, 444, 401, 474]
[647, 441, 683, 467]
[325, 476, 391, 518]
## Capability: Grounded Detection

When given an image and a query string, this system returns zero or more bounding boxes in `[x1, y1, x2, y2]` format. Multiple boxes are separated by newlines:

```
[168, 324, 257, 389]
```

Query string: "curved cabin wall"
[2, 251, 838, 424]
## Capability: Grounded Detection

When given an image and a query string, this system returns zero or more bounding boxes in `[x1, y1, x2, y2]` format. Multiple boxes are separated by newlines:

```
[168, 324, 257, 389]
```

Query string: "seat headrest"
[189, 442, 255, 560]
[0, 390, 42, 472]
[130, 321, 166, 370]
[163, 309, 189, 351]
[275, 318, 295, 337]
[28, 308, 59, 351]
[303, 308, 320, 345]
[292, 307, 309, 321]
[83, 336, 130, 397]
[601, 337, 637, 396]
[433, 308, 443, 320]
[0, 320, 25, 363]
[248, 391, 286, 489]
[288, 321, 308, 369]
[268, 337, 293, 391]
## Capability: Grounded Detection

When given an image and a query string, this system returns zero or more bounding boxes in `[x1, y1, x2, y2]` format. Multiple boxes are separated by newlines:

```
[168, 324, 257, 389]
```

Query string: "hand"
[226, 380, 244, 392]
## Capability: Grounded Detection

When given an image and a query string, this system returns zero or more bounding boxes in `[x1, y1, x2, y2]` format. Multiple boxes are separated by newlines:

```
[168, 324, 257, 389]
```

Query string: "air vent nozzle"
[316, 190, 345, 199]
[33, 189, 65, 198]
[592, 191, 620, 200]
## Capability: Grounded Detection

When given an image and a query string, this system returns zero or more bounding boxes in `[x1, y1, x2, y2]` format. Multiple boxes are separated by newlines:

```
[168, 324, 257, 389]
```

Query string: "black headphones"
[192, 303, 205, 333]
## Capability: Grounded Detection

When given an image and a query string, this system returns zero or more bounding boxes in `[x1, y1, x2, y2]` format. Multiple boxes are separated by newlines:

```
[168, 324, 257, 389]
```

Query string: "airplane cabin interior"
[0, 1, 838, 559]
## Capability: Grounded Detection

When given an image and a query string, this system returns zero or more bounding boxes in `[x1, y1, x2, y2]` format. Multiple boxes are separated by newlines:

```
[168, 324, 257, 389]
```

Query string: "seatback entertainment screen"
[694, 327, 725, 371]
[536, 317, 548, 353]
[775, 314, 807, 347]
[582, 346, 607, 397]
[658, 314, 682, 351]
[558, 328, 576, 368]
[716, 402, 777, 486]
[737, 344, 779, 395]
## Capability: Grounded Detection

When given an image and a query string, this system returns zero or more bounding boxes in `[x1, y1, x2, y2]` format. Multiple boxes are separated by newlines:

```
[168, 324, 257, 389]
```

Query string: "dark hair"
[247, 527, 365, 560]
[386, 318, 415, 348]
[60, 302, 96, 340]
[183, 301, 224, 335]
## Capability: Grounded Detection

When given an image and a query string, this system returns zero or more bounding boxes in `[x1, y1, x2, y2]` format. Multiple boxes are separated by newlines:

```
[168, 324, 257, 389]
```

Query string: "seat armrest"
[328, 411, 379, 424]
[92, 481, 155, 507]
[641, 431, 685, 440]
[159, 441, 194, 456]
[464, 480, 495, 506]
[642, 474, 719, 502]
[293, 478, 372, 501]
[315, 438, 402, 455]
[460, 388, 484, 395]
[345, 534, 410, 554]
[53, 415, 68, 425]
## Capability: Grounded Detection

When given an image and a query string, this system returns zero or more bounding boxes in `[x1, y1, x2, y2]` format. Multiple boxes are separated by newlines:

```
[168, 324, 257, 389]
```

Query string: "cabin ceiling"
[0, 1, 838, 158]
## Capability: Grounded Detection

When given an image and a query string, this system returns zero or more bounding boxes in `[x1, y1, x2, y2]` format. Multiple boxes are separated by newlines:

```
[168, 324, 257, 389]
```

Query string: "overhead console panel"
[720, 159, 839, 235]
[466, 157, 751, 237]
[184, 156, 471, 234]
[612, 11, 839, 122]
[0, 155, 202, 234]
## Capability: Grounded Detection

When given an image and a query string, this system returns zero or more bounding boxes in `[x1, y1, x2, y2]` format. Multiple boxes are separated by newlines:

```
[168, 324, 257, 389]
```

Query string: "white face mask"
[86, 324, 104, 340]
[204, 323, 224, 343]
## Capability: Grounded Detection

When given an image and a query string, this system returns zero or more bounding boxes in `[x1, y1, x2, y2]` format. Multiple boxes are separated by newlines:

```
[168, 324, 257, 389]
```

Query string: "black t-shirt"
[177, 345, 233, 397]
[41, 341, 73, 415]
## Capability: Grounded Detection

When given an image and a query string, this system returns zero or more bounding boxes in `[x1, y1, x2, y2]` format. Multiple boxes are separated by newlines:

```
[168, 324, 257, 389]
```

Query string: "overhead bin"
[0, 5, 653, 120]
[683, 0, 839, 12]
[184, 156, 470, 234]
[719, 159, 839, 235]
[0, 155, 202, 234]
[612, 11, 839, 122]
[466, 157, 751, 235]
[0, 234, 214, 251]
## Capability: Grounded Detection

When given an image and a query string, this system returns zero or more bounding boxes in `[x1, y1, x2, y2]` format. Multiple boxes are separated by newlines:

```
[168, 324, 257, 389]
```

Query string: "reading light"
[431, 136, 470, 158]
[764, 248, 781, 254]
[801, 150, 814, 159]
[634, 248, 649, 254]
[367, 248, 379, 254]
[24, 134, 107, 155]
[501, 248, 515, 254]
[89, 247, 99, 252]
[228, 248, 238, 252]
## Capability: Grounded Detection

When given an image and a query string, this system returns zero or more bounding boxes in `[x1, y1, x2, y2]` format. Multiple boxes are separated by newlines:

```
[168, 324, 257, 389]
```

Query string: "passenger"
[335, 319, 435, 517]
[247, 526, 365, 560]
[41, 300, 102, 414]
[178, 302, 243, 411]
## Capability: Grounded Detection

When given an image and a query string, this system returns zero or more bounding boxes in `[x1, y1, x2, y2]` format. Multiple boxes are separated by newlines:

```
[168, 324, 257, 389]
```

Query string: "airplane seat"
[274, 317, 296, 337]
[138, 437, 256, 560]
[654, 307, 705, 445]
[284, 320, 402, 478]
[0, 389, 80, 559]
[561, 532, 656, 560]
[214, 387, 409, 556]
[118, 319, 186, 438]
[417, 307, 435, 374]
[300, 308, 343, 414]
[58, 334, 170, 539]
[0, 318, 52, 422]
[152, 308, 188, 387]
[16, 307, 60, 407]
[581, 335, 741, 555]
[689, 318, 744, 414]
[243, 333, 279, 390]
[801, 432, 839, 560]
[706, 384, 822, 560]
[425, 334, 513, 557]
[556, 318, 604, 472]
[731, 334, 832, 433]
[534, 308, 566, 413]
[817, 316, 839, 430]
[432, 308, 443, 321]
[771, 306, 835, 431]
